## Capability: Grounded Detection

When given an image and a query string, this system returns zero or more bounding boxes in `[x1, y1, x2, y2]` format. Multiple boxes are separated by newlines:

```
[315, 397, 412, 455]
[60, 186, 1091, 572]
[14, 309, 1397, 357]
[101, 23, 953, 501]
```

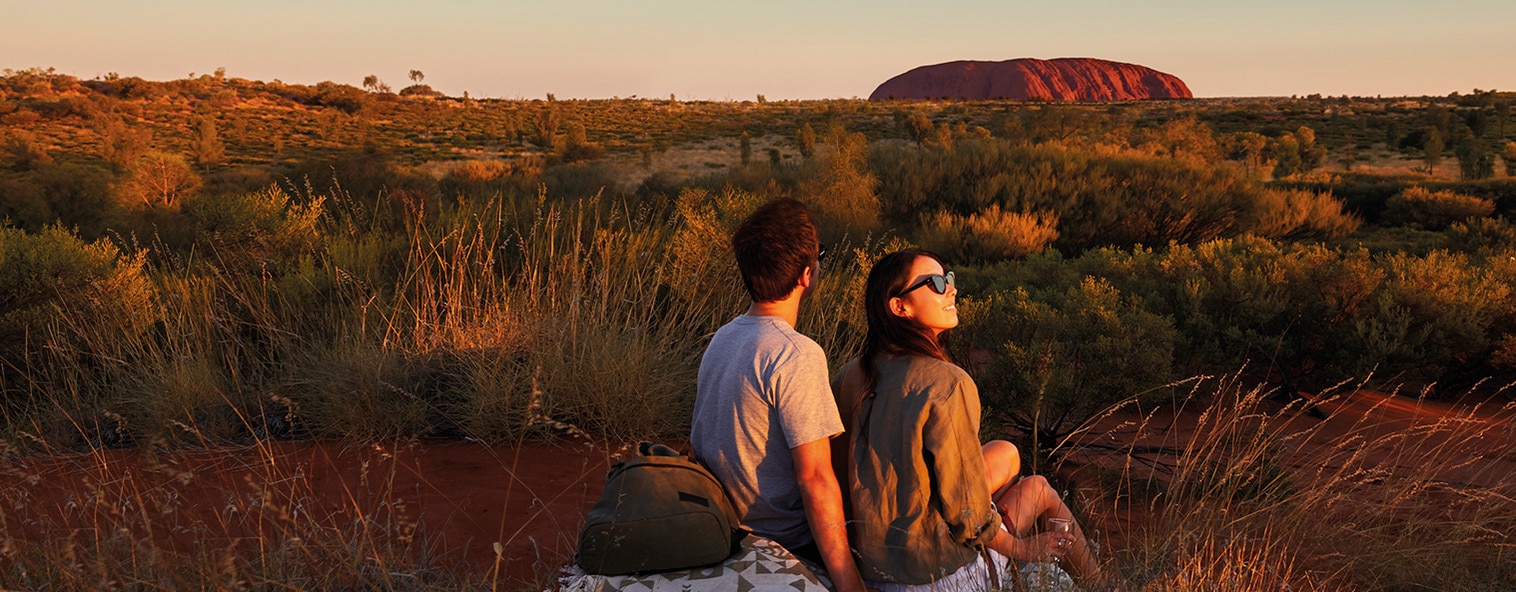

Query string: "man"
[690, 198, 868, 592]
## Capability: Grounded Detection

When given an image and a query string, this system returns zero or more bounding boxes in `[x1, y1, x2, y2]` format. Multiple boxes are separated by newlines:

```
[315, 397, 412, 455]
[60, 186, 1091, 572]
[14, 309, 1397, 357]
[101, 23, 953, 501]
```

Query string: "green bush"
[186, 186, 325, 273]
[960, 276, 1176, 447]
[1444, 217, 1516, 254]
[1350, 250, 1511, 384]
[0, 225, 156, 368]
[1383, 186, 1494, 230]
[870, 139, 1273, 250]
[0, 225, 158, 441]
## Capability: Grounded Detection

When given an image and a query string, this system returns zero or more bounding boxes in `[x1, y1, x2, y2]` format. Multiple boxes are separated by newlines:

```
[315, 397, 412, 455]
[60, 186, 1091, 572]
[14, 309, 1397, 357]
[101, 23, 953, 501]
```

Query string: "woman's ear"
[888, 296, 911, 318]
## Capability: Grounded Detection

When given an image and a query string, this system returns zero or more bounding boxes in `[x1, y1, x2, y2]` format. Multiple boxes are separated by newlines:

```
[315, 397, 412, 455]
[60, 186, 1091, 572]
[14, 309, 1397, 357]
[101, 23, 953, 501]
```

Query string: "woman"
[832, 249, 1098, 591]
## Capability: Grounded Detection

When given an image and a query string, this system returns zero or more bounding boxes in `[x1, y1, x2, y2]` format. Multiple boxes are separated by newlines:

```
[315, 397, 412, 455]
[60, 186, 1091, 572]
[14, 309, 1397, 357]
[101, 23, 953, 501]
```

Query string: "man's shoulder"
[724, 316, 824, 360]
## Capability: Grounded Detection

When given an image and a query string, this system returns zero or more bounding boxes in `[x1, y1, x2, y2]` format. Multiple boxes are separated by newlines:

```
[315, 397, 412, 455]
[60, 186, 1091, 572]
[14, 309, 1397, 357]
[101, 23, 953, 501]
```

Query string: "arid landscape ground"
[5, 385, 1510, 590]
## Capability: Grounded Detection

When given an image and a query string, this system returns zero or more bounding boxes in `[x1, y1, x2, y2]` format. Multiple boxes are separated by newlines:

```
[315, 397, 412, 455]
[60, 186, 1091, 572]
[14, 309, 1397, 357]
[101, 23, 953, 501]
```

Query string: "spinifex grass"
[1065, 375, 1516, 591]
[0, 439, 458, 590]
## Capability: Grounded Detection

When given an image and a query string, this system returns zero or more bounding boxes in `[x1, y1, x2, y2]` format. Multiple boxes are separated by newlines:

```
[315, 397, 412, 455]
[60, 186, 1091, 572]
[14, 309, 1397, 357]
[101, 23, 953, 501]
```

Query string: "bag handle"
[638, 441, 681, 457]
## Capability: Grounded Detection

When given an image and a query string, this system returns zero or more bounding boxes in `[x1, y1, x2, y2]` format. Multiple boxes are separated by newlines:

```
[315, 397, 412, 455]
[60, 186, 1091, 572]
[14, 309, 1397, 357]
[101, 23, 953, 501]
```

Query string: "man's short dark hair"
[732, 199, 820, 303]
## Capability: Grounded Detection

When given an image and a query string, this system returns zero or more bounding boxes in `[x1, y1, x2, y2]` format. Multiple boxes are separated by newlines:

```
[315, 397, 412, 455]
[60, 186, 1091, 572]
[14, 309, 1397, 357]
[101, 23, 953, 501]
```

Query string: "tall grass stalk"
[1068, 376, 1516, 591]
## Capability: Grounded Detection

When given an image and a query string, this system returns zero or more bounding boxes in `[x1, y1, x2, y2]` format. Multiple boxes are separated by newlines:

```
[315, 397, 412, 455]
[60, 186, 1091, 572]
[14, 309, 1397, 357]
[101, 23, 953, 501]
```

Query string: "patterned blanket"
[558, 535, 832, 592]
[557, 535, 1076, 592]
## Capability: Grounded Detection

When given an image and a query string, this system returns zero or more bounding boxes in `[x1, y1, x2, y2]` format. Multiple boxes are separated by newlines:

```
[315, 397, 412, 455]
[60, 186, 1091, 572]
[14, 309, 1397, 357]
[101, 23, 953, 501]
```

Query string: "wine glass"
[1047, 517, 1073, 556]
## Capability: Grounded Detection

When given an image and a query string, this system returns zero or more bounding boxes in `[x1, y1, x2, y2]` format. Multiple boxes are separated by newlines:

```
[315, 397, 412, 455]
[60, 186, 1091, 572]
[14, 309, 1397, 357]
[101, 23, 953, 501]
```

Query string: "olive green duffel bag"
[575, 442, 745, 575]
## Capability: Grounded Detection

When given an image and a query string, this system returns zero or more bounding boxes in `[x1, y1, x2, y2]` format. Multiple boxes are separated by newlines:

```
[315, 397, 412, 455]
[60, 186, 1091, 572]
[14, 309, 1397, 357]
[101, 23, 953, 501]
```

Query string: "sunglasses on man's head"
[896, 271, 955, 297]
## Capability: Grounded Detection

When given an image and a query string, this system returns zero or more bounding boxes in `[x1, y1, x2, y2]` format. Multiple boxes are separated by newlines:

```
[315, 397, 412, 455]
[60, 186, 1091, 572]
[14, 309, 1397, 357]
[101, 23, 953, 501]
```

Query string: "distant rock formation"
[869, 58, 1192, 101]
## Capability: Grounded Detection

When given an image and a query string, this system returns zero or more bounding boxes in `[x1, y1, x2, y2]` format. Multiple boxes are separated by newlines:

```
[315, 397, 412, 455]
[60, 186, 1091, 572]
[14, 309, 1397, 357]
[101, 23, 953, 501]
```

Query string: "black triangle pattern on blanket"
[557, 536, 831, 592]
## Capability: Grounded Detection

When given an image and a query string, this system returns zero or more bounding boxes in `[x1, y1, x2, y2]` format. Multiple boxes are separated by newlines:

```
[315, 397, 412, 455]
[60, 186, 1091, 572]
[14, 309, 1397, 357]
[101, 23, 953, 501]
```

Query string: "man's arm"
[792, 437, 869, 592]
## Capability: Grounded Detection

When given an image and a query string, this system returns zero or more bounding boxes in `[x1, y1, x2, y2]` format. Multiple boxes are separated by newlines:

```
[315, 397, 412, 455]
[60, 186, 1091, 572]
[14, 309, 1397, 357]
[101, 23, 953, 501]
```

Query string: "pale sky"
[4, 0, 1513, 100]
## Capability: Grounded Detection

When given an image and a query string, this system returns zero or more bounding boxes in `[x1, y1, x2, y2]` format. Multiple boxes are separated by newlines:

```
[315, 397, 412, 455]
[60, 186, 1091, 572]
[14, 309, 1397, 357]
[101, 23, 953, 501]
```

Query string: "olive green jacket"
[832, 354, 1000, 585]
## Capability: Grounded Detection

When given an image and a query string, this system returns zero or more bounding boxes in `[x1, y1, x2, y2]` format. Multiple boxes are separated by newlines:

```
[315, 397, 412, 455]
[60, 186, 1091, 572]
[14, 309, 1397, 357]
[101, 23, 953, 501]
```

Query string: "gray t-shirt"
[690, 315, 844, 549]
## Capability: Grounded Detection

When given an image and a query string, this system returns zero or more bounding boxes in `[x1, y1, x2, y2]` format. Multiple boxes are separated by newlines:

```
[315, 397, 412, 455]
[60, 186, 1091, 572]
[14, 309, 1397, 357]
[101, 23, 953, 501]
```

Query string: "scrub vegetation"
[1, 67, 1513, 590]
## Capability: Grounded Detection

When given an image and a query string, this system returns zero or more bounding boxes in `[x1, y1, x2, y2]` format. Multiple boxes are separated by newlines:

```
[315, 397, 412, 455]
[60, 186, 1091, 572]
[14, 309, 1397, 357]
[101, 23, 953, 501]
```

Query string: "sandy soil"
[4, 388, 1511, 588]
[2, 439, 617, 587]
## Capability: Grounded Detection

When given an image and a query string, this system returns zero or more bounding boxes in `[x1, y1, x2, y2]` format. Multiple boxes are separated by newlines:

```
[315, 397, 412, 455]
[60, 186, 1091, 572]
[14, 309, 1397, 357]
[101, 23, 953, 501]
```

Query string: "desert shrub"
[798, 125, 881, 241]
[1268, 126, 1327, 179]
[0, 176, 49, 230]
[0, 226, 158, 411]
[1, 130, 51, 171]
[538, 161, 623, 202]
[305, 81, 367, 114]
[960, 276, 1176, 447]
[662, 188, 760, 314]
[558, 121, 605, 163]
[1350, 250, 1510, 385]
[185, 186, 324, 274]
[437, 157, 542, 203]
[1456, 138, 1498, 180]
[871, 139, 1268, 250]
[1249, 188, 1360, 241]
[1154, 240, 1388, 383]
[398, 83, 442, 98]
[451, 343, 535, 441]
[914, 205, 1058, 263]
[94, 114, 153, 172]
[281, 147, 437, 227]
[1383, 186, 1494, 230]
[202, 165, 278, 197]
[0, 109, 40, 127]
[1444, 216, 1516, 254]
[1, 162, 117, 237]
[967, 237, 1387, 385]
[1131, 115, 1221, 163]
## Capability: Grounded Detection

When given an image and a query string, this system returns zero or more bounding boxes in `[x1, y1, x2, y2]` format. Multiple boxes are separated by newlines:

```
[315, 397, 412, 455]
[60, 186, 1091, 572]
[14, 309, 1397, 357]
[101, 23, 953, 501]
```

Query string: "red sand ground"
[3, 389, 1511, 588]
[3, 438, 617, 587]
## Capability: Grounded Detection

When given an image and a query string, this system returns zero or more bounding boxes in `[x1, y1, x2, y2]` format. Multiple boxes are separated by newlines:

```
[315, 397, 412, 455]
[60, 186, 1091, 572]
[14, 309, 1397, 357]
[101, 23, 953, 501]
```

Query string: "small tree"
[97, 116, 151, 172]
[1456, 138, 1496, 180]
[1337, 134, 1357, 171]
[1228, 131, 1268, 178]
[120, 152, 201, 209]
[905, 112, 934, 145]
[1271, 133, 1303, 178]
[795, 123, 816, 159]
[1495, 101, 1510, 138]
[409, 69, 424, 83]
[361, 74, 390, 93]
[192, 115, 225, 171]
[534, 104, 561, 148]
[1295, 125, 1327, 172]
[1502, 141, 1516, 177]
[739, 131, 751, 165]
[1423, 127, 1444, 176]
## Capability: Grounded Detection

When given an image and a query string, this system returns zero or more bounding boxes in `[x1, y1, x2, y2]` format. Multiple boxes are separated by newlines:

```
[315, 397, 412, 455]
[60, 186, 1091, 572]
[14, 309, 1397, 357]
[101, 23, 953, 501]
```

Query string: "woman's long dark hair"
[859, 249, 953, 392]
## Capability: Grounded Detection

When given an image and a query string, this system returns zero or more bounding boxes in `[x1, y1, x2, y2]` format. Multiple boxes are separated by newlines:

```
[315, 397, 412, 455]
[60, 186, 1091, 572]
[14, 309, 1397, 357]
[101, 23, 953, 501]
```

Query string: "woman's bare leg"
[994, 475, 1099, 580]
